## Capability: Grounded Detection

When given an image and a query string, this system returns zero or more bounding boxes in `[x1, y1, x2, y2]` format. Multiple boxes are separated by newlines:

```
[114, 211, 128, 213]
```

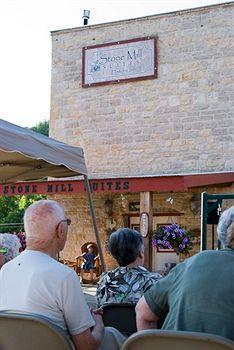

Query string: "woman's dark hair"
[109, 228, 143, 266]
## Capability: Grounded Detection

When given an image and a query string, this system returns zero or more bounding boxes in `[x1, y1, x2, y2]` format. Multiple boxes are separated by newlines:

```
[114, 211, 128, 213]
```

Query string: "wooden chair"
[121, 330, 234, 350]
[0, 311, 74, 350]
[102, 303, 137, 336]
[75, 242, 102, 283]
[59, 259, 77, 271]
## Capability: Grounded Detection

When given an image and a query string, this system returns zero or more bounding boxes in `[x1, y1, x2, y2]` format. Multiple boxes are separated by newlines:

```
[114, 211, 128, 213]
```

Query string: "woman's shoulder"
[97, 267, 124, 292]
[131, 266, 162, 278]
[99, 266, 123, 279]
[100, 266, 161, 279]
[130, 266, 162, 291]
[99, 266, 162, 285]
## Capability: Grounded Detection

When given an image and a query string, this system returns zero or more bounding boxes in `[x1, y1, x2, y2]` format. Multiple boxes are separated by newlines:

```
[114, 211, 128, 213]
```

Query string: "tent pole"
[84, 175, 106, 272]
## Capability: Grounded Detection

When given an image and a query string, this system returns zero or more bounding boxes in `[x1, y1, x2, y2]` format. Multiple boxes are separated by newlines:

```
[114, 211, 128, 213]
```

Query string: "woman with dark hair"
[96, 228, 162, 306]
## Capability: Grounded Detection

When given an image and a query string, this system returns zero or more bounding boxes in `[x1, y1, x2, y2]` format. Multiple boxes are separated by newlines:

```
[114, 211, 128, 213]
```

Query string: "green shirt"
[145, 249, 234, 341]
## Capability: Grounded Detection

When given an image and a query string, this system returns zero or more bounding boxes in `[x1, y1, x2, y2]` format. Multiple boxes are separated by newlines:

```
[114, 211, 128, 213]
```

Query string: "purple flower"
[152, 224, 192, 255]
[162, 240, 169, 247]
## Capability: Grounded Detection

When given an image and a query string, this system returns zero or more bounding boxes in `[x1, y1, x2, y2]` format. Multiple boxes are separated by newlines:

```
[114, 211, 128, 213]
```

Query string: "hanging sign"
[82, 37, 157, 87]
[140, 212, 149, 238]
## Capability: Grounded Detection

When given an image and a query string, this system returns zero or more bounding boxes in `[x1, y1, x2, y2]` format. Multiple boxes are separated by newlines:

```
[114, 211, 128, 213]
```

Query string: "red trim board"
[0, 173, 233, 197]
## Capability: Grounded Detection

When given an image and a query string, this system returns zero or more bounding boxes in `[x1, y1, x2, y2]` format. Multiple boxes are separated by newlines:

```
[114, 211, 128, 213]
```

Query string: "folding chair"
[121, 329, 234, 350]
[102, 303, 137, 336]
[0, 311, 74, 350]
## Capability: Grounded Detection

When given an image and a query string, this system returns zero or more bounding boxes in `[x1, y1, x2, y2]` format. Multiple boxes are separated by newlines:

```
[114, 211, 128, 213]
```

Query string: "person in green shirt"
[136, 206, 234, 341]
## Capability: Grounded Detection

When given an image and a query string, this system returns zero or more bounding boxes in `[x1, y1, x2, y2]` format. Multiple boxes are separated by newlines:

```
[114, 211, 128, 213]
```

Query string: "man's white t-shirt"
[0, 250, 95, 335]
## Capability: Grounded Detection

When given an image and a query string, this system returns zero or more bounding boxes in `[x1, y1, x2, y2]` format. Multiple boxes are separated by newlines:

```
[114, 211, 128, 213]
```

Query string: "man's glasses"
[56, 218, 71, 231]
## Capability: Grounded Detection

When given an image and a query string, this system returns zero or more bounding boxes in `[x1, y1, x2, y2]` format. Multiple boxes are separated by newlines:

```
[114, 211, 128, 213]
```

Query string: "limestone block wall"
[51, 183, 233, 270]
[50, 2, 233, 178]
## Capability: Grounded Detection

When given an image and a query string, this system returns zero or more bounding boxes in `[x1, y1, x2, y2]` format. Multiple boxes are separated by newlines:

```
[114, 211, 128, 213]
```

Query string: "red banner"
[0, 173, 232, 196]
[0, 176, 185, 196]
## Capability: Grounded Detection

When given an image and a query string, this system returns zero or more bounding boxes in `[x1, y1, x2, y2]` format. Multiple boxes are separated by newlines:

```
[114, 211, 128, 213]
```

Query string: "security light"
[83, 10, 90, 25]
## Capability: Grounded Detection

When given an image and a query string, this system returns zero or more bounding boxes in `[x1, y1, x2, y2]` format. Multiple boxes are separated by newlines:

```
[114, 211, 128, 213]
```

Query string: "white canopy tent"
[0, 118, 106, 270]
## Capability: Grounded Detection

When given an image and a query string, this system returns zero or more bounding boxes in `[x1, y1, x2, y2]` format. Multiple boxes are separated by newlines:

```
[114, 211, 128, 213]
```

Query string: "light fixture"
[104, 199, 113, 217]
[83, 10, 90, 25]
[120, 194, 128, 212]
[189, 193, 200, 216]
[166, 197, 173, 205]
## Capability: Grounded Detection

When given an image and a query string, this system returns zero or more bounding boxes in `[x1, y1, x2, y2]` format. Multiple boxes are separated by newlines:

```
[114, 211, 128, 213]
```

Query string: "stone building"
[49, 2, 234, 271]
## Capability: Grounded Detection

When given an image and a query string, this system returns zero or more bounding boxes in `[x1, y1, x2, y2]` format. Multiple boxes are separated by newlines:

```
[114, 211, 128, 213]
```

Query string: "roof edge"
[84, 171, 234, 180]
[51, 2, 233, 36]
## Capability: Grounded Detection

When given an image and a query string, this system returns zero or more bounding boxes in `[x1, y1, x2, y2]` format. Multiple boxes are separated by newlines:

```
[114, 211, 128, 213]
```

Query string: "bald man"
[0, 200, 125, 350]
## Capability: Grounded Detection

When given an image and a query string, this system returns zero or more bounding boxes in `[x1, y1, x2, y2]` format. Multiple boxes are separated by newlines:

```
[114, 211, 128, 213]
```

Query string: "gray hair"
[24, 199, 65, 250]
[0, 233, 21, 263]
[217, 206, 234, 249]
[109, 228, 144, 266]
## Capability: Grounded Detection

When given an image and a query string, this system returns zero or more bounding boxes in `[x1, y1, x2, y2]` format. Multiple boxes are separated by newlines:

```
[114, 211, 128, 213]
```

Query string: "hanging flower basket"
[151, 223, 193, 256]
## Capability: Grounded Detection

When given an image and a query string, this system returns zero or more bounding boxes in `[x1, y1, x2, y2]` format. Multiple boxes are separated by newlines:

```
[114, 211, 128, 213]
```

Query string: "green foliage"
[0, 195, 46, 233]
[0, 120, 49, 233]
[30, 120, 49, 136]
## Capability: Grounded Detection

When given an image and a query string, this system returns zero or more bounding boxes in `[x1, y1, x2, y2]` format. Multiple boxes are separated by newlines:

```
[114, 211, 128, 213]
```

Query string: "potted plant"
[151, 223, 193, 272]
[152, 223, 193, 255]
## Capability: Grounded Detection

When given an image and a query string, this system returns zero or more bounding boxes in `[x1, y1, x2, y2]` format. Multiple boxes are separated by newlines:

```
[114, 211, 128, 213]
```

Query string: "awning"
[0, 119, 87, 183]
[0, 118, 106, 270]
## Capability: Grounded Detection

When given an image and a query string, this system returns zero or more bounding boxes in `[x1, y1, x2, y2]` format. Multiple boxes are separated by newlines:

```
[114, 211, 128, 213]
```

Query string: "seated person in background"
[136, 206, 234, 341]
[97, 228, 162, 307]
[0, 233, 21, 269]
[0, 200, 126, 350]
[79, 243, 98, 283]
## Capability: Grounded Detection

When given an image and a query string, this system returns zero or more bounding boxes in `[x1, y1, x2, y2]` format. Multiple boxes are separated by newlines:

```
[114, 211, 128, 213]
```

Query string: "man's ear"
[56, 223, 63, 239]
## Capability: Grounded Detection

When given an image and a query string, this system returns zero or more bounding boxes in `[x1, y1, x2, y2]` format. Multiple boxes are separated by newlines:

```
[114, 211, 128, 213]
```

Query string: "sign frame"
[82, 36, 157, 88]
[140, 212, 149, 238]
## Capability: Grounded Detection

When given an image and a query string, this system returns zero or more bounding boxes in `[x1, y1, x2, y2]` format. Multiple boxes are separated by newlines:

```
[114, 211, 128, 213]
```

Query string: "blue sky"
[0, 0, 227, 127]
